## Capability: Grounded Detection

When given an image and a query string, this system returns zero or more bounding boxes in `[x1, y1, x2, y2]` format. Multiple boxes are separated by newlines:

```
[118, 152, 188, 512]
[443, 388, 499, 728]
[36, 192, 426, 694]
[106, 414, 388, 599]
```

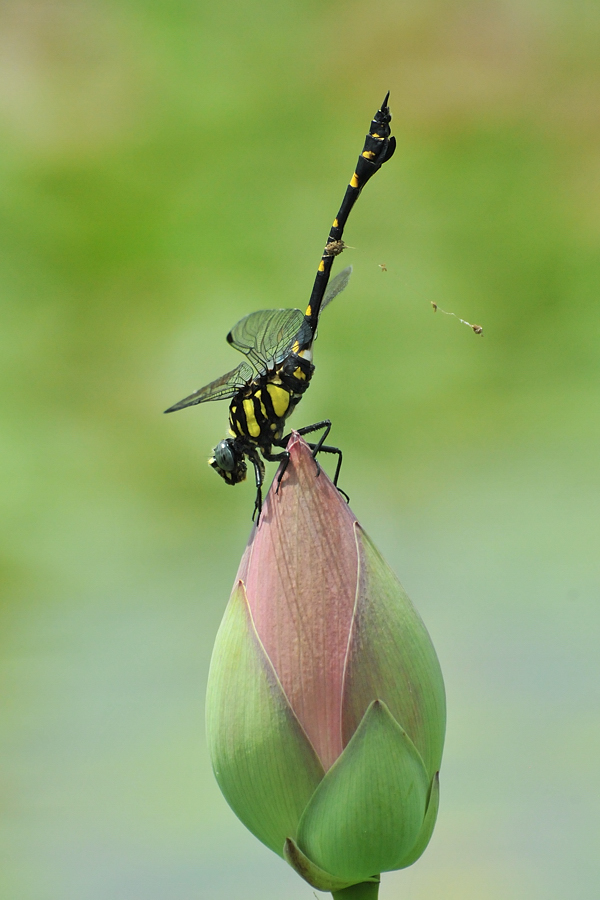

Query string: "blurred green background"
[1, 1, 599, 898]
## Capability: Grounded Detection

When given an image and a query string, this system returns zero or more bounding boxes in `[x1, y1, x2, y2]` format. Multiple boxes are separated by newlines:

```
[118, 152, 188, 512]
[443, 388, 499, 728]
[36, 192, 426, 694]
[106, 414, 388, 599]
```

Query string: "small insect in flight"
[165, 94, 396, 519]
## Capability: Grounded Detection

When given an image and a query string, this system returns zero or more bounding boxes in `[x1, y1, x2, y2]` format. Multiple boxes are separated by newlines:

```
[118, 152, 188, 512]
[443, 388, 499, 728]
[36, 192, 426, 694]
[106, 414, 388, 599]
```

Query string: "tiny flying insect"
[165, 94, 396, 519]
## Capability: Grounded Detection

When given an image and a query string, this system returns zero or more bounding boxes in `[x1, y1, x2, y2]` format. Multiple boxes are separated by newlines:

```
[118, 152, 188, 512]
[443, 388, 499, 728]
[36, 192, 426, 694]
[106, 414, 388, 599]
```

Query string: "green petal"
[206, 581, 325, 856]
[343, 526, 446, 779]
[284, 838, 371, 892]
[296, 700, 429, 882]
[398, 772, 440, 868]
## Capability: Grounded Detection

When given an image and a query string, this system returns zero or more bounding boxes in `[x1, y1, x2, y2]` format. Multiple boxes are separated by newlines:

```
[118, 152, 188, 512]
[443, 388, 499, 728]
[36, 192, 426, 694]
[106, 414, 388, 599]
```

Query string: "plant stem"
[332, 880, 380, 900]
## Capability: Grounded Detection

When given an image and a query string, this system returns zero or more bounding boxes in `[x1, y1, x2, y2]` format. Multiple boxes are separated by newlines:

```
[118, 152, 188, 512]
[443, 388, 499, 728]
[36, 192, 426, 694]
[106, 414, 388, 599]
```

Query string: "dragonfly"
[165, 93, 396, 518]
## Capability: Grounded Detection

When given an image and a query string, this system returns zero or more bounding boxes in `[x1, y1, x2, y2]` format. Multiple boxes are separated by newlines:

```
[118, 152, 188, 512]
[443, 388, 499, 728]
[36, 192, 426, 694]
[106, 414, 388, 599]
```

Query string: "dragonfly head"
[209, 439, 247, 485]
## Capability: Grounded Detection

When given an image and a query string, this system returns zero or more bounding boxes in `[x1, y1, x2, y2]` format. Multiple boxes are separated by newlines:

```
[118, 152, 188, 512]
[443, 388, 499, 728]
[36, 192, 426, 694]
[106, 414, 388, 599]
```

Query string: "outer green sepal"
[296, 700, 429, 882]
[343, 526, 446, 781]
[205, 581, 324, 856]
[283, 837, 375, 892]
[398, 771, 440, 868]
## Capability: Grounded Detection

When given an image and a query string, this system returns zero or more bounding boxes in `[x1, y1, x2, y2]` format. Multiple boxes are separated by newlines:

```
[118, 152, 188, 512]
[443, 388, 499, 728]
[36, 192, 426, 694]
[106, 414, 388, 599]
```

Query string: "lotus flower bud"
[206, 434, 446, 898]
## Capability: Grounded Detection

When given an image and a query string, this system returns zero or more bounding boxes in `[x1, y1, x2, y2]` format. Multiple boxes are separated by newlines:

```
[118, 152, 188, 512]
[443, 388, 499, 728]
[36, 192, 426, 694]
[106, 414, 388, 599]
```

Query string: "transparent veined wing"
[226, 307, 306, 370]
[225, 266, 352, 368]
[164, 362, 254, 413]
[319, 265, 352, 315]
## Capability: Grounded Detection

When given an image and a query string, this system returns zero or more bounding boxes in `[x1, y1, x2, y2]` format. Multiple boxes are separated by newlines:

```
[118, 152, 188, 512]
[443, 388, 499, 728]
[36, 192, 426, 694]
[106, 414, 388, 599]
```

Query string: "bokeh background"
[1, 1, 599, 898]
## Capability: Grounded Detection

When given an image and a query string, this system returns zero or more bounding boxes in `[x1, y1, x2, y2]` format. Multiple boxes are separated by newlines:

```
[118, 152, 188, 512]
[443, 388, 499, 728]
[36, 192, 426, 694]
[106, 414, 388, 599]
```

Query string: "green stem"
[332, 880, 380, 900]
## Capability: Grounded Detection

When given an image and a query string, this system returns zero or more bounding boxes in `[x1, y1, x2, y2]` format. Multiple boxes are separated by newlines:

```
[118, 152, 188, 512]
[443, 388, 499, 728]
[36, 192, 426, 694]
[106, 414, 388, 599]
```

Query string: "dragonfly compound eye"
[214, 440, 236, 471]
[210, 440, 247, 485]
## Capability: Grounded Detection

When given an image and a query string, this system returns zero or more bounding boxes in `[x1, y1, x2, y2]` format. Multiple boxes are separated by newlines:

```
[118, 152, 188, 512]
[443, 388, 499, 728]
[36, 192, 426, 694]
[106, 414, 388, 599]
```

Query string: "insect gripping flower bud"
[206, 435, 446, 899]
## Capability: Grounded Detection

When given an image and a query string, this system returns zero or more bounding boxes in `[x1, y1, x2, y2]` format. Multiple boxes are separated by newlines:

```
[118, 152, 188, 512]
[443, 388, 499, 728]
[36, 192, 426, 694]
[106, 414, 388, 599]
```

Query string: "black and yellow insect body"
[165, 93, 396, 517]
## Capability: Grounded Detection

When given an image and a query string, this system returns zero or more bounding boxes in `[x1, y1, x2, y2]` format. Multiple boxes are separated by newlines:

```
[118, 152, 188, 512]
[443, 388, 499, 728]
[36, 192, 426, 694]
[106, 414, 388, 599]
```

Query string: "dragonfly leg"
[302, 443, 343, 485]
[279, 420, 348, 502]
[249, 451, 265, 523]
[298, 419, 332, 477]
[302, 442, 349, 504]
[280, 419, 332, 478]
[261, 448, 290, 495]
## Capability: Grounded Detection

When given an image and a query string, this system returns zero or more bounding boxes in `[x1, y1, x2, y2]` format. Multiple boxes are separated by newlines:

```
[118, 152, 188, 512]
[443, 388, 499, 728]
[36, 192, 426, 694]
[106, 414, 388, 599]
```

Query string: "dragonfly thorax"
[228, 354, 314, 450]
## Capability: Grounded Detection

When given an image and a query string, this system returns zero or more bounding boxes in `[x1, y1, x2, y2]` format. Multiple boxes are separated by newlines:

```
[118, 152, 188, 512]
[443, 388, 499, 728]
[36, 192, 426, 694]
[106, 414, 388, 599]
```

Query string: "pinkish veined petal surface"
[239, 433, 359, 771]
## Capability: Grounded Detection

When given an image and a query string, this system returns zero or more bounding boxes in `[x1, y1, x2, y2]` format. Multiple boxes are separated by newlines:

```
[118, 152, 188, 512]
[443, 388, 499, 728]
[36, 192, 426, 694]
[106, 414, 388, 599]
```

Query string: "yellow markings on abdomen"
[350, 172, 360, 188]
[266, 383, 290, 418]
[333, 218, 339, 227]
[293, 367, 306, 380]
[243, 398, 260, 437]
[318, 260, 325, 272]
[362, 150, 375, 160]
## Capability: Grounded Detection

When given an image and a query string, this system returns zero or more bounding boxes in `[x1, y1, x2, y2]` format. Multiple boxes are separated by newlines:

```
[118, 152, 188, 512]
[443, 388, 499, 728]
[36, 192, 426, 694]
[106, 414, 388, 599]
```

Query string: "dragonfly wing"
[227, 308, 305, 369]
[225, 269, 351, 368]
[164, 362, 253, 413]
[319, 265, 352, 315]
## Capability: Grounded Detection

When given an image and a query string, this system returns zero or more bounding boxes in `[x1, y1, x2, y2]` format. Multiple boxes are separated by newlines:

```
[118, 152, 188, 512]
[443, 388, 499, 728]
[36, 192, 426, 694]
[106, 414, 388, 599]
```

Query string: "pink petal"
[239, 434, 358, 771]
